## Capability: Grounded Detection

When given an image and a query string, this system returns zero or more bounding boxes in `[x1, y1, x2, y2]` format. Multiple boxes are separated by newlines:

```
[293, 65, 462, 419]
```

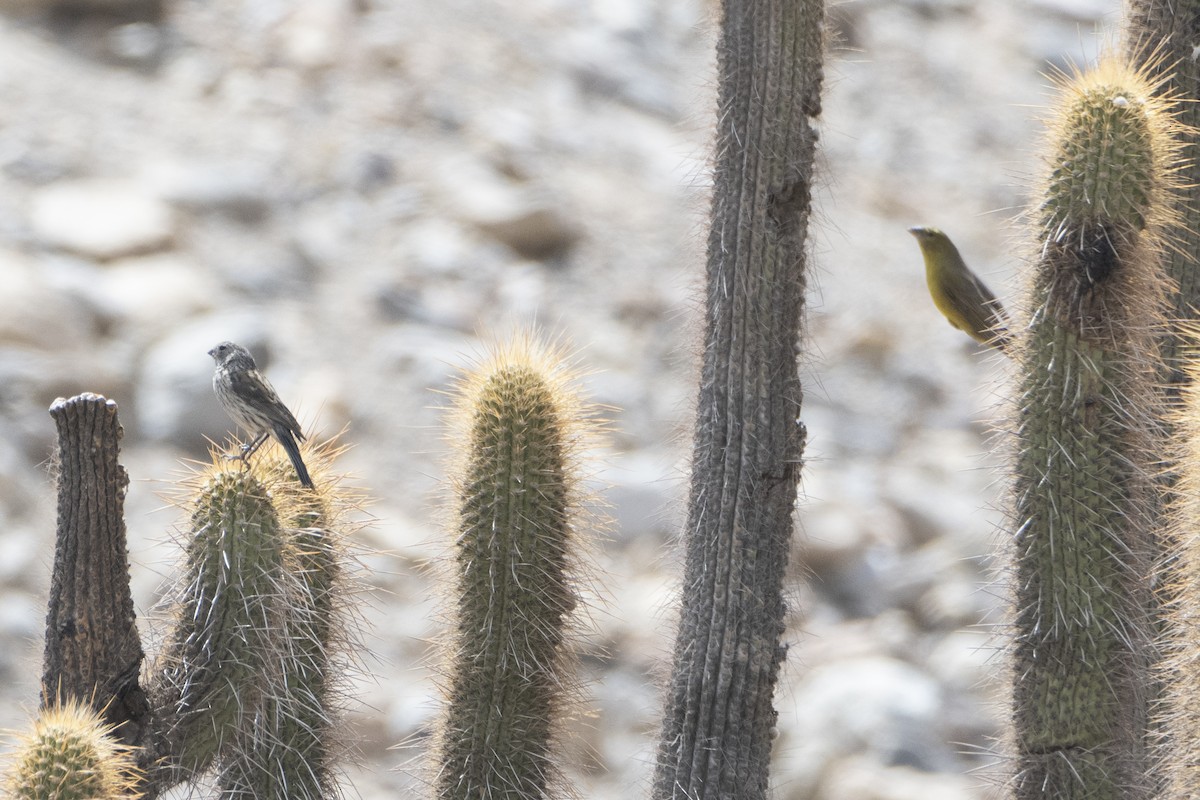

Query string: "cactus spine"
[216, 498, 348, 800]
[1124, 2, 1200, 393]
[1158, 347, 1200, 799]
[434, 338, 595, 800]
[149, 442, 354, 798]
[5, 699, 141, 800]
[1010, 58, 1182, 800]
[154, 470, 292, 777]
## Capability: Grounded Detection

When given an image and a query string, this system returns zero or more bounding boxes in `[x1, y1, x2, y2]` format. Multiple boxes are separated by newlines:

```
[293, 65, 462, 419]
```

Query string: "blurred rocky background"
[0, 0, 1114, 798]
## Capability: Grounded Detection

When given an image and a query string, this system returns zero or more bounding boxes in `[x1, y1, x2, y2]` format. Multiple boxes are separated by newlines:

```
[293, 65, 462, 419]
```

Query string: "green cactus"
[1124, 2, 1200, 394]
[1010, 58, 1184, 800]
[153, 469, 292, 778]
[145, 443, 356, 799]
[215, 486, 349, 800]
[433, 339, 595, 800]
[6, 699, 141, 800]
[1158, 350, 1200, 799]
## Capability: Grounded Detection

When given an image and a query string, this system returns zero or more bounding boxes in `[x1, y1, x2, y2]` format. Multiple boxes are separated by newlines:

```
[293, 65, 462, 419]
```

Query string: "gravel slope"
[0, 1, 1118, 798]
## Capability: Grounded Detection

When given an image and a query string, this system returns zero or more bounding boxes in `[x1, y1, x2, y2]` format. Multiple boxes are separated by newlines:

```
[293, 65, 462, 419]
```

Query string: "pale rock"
[0, 250, 96, 349]
[91, 254, 212, 333]
[162, 51, 225, 98]
[369, 325, 475, 395]
[0, 0, 157, 10]
[275, 0, 353, 69]
[1026, 0, 1109, 22]
[592, 0, 653, 33]
[817, 757, 981, 800]
[0, 348, 132, 463]
[0, 526, 38, 587]
[584, 668, 660, 773]
[0, 445, 35, 522]
[492, 263, 550, 315]
[143, 159, 271, 223]
[106, 22, 164, 65]
[597, 562, 677, 666]
[563, 28, 677, 117]
[31, 180, 174, 260]
[295, 364, 347, 441]
[877, 541, 972, 622]
[800, 493, 909, 577]
[1, 141, 71, 185]
[912, 566, 991, 630]
[0, 591, 41, 642]
[775, 657, 954, 797]
[883, 432, 997, 519]
[292, 198, 357, 271]
[927, 629, 1004, 696]
[361, 506, 444, 565]
[373, 283, 421, 322]
[347, 151, 397, 193]
[797, 460, 914, 616]
[413, 281, 488, 330]
[377, 665, 440, 750]
[204, 230, 312, 296]
[404, 217, 473, 275]
[595, 454, 683, 544]
[439, 158, 580, 260]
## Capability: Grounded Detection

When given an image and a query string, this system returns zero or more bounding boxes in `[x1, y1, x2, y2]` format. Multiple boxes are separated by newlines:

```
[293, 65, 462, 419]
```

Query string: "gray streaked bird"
[908, 226, 1011, 351]
[208, 341, 313, 489]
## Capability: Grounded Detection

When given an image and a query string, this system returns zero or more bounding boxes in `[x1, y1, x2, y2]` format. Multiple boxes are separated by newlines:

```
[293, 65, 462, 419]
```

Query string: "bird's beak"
[907, 226, 925, 237]
[206, 348, 215, 357]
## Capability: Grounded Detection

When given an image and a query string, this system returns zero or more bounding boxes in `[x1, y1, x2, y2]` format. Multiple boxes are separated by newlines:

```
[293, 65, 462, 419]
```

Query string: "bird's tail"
[275, 424, 314, 489]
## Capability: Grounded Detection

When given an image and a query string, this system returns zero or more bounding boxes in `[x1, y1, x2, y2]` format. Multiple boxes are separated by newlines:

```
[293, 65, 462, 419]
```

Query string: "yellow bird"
[908, 226, 1011, 351]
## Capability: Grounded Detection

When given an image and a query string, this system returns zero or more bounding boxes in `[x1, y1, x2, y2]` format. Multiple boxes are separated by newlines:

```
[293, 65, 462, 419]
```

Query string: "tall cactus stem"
[216, 491, 351, 800]
[1009, 57, 1185, 800]
[1124, 2, 1200, 394]
[152, 470, 292, 780]
[1154, 332, 1200, 800]
[433, 335, 599, 800]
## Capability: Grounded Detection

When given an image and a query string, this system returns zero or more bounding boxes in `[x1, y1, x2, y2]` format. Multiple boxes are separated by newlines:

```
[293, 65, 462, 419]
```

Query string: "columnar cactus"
[1010, 58, 1183, 800]
[214, 486, 351, 800]
[433, 338, 598, 800]
[154, 469, 293, 778]
[1124, 2, 1200, 393]
[5, 699, 140, 800]
[1154, 345, 1200, 798]
[145, 442, 356, 799]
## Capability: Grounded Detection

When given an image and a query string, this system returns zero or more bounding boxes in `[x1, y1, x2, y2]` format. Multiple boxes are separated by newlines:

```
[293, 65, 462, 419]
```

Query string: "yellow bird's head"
[907, 226, 953, 254]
